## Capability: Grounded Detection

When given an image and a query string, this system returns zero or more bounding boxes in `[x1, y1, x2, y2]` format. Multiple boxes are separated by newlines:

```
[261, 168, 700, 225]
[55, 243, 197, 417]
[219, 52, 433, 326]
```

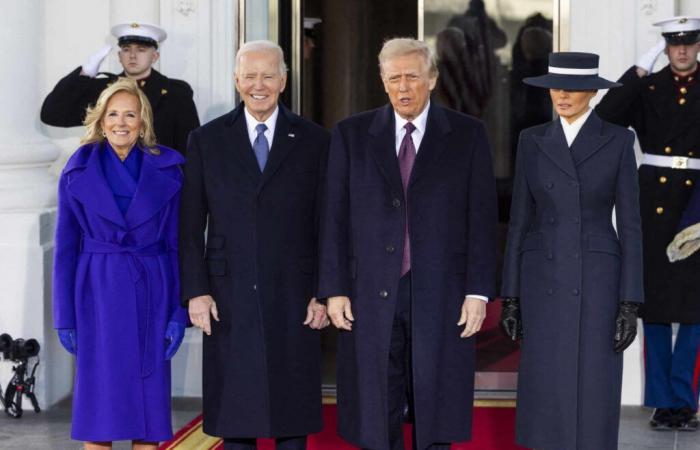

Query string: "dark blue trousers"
[644, 322, 700, 410]
[362, 274, 449, 450]
[223, 436, 306, 450]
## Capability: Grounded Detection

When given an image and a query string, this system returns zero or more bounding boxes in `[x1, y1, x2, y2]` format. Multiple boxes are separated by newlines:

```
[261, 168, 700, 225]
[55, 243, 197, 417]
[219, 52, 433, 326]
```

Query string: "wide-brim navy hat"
[523, 52, 621, 90]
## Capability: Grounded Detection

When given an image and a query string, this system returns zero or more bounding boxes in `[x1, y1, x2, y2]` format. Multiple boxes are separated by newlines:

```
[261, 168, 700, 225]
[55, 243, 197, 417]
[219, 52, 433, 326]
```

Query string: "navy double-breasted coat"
[179, 104, 329, 438]
[317, 103, 497, 450]
[501, 112, 644, 450]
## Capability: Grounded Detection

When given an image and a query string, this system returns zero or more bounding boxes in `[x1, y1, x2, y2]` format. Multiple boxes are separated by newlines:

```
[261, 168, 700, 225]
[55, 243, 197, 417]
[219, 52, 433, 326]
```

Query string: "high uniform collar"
[671, 65, 699, 84]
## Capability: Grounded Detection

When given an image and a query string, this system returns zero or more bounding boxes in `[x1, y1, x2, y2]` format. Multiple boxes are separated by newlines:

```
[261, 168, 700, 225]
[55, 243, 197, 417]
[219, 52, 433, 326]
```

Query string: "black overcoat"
[596, 66, 700, 323]
[317, 103, 497, 450]
[179, 104, 328, 437]
[501, 112, 644, 450]
[41, 67, 200, 154]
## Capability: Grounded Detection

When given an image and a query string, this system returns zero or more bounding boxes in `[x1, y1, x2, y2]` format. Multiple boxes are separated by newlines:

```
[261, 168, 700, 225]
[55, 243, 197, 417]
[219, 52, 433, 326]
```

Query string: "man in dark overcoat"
[179, 41, 330, 450]
[318, 38, 498, 450]
[41, 22, 199, 154]
[596, 16, 700, 430]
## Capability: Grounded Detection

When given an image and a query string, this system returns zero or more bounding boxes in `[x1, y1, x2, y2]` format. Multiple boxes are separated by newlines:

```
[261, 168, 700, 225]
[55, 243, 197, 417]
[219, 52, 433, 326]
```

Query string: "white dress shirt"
[393, 101, 488, 303]
[244, 106, 279, 148]
[560, 107, 593, 147]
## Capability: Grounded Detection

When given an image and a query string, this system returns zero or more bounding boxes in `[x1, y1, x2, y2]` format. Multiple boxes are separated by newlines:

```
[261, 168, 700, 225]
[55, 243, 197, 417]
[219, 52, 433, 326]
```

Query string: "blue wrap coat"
[52, 142, 188, 442]
[501, 112, 643, 450]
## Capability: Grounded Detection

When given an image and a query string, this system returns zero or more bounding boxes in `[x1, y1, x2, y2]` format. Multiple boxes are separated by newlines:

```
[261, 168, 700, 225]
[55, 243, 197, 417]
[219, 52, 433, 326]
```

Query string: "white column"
[0, 0, 69, 410]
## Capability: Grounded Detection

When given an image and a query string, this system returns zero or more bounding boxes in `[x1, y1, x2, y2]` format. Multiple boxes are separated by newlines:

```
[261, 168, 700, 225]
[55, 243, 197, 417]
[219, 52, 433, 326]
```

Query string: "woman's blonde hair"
[81, 78, 157, 149]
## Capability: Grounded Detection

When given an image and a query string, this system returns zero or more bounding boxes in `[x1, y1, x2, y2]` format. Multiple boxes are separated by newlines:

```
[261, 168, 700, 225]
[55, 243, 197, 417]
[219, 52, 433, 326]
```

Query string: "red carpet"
[160, 404, 526, 449]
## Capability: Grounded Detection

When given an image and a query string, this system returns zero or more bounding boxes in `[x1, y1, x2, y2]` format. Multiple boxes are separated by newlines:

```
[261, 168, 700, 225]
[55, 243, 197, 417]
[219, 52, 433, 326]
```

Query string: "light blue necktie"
[253, 123, 269, 171]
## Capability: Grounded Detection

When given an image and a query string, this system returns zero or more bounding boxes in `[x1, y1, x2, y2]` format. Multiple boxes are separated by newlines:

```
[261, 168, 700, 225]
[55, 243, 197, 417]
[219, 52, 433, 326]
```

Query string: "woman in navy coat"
[52, 78, 187, 449]
[501, 53, 644, 450]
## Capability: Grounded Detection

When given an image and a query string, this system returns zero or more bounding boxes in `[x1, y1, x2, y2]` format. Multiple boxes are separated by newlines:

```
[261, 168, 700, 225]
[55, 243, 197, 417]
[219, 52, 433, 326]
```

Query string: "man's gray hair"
[235, 40, 288, 75]
[378, 37, 438, 77]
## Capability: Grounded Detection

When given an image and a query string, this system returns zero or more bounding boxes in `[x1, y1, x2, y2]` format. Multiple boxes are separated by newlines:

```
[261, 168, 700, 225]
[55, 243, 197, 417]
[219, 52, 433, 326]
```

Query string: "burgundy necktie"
[399, 122, 416, 276]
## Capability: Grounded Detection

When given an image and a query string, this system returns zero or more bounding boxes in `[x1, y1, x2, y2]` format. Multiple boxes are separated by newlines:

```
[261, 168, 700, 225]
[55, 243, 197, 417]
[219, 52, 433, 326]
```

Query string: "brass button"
[681, 87, 688, 94]
[664, 146, 672, 154]
[656, 207, 664, 215]
[139, 80, 146, 87]
[379, 290, 389, 299]
[679, 97, 687, 105]
[690, 76, 695, 82]
[686, 179, 693, 186]
[649, 85, 656, 91]
[675, 76, 680, 82]
[659, 176, 668, 183]
[690, 151, 695, 156]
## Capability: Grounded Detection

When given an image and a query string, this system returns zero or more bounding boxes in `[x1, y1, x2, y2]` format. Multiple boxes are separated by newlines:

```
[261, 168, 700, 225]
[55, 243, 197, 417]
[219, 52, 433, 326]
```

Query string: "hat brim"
[523, 74, 621, 90]
[118, 35, 159, 48]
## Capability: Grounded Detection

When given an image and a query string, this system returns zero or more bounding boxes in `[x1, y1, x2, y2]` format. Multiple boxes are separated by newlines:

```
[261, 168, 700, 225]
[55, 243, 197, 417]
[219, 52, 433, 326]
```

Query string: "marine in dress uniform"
[41, 22, 200, 154]
[596, 16, 700, 431]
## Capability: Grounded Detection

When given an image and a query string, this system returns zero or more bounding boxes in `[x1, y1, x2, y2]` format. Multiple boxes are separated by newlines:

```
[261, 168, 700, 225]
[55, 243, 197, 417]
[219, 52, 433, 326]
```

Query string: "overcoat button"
[547, 252, 553, 260]
[253, 284, 257, 290]
[379, 290, 389, 299]
[548, 217, 555, 224]
[546, 182, 554, 189]
[572, 289, 580, 296]
[664, 146, 672, 154]
[386, 245, 396, 253]
[573, 253, 580, 259]
[686, 179, 693, 187]
[546, 288, 553, 295]
[656, 207, 664, 215]
[689, 151, 695, 156]
[681, 87, 688, 94]
[392, 198, 402, 208]
[679, 98, 687, 105]
[573, 217, 580, 224]
[659, 176, 668, 184]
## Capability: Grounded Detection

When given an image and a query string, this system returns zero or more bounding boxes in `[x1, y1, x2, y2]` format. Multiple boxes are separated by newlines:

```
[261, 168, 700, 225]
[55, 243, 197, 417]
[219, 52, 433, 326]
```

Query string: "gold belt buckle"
[672, 156, 689, 169]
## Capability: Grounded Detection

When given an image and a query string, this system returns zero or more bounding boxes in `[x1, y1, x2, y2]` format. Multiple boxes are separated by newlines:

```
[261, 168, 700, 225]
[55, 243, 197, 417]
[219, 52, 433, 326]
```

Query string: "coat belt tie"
[81, 237, 168, 377]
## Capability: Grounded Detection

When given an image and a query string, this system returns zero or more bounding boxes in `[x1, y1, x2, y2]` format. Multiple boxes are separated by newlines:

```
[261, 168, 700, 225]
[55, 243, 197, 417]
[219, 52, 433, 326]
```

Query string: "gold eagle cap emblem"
[130, 23, 140, 28]
[680, 18, 688, 24]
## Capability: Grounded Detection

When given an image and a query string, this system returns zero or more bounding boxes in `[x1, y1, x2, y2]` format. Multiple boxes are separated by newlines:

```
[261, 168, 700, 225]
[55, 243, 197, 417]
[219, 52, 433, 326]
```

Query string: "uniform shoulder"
[167, 77, 194, 95]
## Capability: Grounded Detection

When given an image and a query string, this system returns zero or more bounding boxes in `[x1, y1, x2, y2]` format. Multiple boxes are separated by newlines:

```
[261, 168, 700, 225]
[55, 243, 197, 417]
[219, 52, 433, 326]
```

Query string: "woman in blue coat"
[500, 53, 644, 450]
[52, 78, 188, 449]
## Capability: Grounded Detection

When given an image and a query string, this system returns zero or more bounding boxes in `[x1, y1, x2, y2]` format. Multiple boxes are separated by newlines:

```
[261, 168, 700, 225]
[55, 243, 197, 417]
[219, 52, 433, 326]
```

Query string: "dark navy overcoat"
[179, 104, 329, 438]
[317, 103, 498, 450]
[501, 112, 644, 450]
[53, 142, 188, 441]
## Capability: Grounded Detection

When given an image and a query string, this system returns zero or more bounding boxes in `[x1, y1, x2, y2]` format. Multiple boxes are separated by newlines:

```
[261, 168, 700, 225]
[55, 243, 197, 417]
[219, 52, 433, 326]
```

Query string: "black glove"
[614, 301, 639, 353]
[500, 297, 523, 341]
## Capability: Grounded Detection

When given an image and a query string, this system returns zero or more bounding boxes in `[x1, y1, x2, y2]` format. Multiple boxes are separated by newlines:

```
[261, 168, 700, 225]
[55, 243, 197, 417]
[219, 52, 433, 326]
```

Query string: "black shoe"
[676, 407, 699, 431]
[650, 408, 676, 431]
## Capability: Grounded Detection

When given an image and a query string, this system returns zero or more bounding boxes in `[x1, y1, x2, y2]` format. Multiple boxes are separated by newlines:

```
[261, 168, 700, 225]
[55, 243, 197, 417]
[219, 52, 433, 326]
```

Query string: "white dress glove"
[635, 39, 666, 74]
[81, 45, 112, 78]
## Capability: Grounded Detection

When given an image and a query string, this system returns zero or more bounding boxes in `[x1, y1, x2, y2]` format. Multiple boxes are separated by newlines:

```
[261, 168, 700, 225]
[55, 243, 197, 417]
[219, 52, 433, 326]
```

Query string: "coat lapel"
[67, 143, 127, 228]
[569, 111, 613, 167]
[123, 149, 181, 230]
[368, 104, 403, 194]
[227, 104, 263, 185]
[259, 105, 300, 192]
[409, 103, 451, 187]
[532, 120, 578, 180]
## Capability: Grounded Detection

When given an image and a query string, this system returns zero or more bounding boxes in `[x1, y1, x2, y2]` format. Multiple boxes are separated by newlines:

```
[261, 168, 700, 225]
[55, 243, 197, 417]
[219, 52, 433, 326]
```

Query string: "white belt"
[642, 154, 700, 170]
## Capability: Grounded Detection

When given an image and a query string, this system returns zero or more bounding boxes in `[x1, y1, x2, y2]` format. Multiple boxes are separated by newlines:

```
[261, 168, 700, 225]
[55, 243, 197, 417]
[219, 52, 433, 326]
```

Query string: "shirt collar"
[244, 105, 279, 136]
[394, 101, 430, 136]
[560, 107, 593, 131]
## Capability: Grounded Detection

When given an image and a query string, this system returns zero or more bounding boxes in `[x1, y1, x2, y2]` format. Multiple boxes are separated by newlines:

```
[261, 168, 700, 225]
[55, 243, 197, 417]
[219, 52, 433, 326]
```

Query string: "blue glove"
[57, 329, 77, 355]
[164, 321, 185, 360]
